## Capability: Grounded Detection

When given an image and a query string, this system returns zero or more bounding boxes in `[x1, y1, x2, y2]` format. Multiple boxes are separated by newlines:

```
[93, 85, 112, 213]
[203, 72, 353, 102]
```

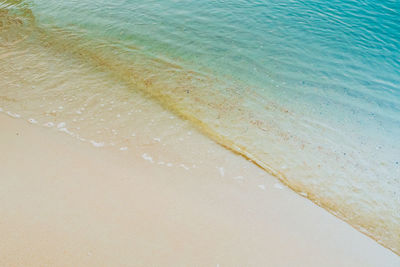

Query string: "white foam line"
[179, 164, 190, 170]
[142, 153, 154, 163]
[6, 111, 21, 118]
[59, 127, 75, 136]
[90, 140, 105, 147]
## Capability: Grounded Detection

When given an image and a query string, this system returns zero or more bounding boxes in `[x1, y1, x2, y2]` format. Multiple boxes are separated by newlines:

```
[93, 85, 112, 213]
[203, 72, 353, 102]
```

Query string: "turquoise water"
[1, 0, 399, 253]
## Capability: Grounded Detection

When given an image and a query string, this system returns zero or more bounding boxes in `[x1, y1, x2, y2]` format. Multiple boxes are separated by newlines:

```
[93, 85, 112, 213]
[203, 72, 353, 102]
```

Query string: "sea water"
[0, 0, 399, 253]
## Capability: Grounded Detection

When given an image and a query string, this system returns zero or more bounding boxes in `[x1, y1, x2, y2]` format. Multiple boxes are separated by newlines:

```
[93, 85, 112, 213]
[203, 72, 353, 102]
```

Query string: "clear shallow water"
[1, 0, 399, 253]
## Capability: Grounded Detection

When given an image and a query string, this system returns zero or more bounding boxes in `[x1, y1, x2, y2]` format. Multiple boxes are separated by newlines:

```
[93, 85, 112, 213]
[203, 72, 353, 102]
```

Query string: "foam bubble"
[180, 164, 190, 170]
[59, 127, 74, 136]
[142, 153, 154, 163]
[28, 118, 38, 124]
[90, 140, 105, 147]
[57, 122, 66, 128]
[218, 167, 225, 177]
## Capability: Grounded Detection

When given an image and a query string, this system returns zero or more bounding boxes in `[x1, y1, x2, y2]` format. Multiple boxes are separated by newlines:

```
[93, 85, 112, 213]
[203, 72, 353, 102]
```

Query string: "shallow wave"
[1, 0, 399, 254]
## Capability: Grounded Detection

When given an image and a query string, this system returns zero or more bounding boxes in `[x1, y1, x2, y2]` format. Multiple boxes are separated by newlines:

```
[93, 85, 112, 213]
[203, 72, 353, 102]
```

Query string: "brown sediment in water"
[0, 4, 399, 254]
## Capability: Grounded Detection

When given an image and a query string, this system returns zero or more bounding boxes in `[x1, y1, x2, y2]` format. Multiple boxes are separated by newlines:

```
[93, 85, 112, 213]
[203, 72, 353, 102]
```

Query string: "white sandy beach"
[0, 113, 399, 266]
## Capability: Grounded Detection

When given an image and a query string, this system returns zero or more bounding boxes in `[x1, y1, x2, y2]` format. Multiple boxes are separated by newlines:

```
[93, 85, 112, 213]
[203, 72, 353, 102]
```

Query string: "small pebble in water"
[120, 147, 128, 151]
[44, 122, 55, 127]
[300, 192, 308, 197]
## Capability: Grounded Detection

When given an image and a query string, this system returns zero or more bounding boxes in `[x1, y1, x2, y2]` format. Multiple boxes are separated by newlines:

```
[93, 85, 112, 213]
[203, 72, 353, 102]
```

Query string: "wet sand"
[0, 113, 399, 266]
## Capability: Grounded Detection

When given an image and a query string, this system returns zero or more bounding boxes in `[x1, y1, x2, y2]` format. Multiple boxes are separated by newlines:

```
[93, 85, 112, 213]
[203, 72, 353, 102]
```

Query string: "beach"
[2, 0, 400, 264]
[1, 113, 399, 266]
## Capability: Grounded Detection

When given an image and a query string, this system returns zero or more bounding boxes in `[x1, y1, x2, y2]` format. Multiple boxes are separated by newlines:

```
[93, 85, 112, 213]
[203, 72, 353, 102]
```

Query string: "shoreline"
[1, 114, 399, 266]
[1, 7, 398, 250]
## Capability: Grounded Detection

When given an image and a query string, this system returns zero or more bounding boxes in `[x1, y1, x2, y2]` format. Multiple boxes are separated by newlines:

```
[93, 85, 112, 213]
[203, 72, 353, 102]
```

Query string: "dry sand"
[0, 114, 399, 266]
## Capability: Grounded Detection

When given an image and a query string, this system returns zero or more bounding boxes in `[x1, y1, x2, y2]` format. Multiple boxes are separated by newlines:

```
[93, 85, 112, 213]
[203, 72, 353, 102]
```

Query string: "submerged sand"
[0, 114, 398, 266]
